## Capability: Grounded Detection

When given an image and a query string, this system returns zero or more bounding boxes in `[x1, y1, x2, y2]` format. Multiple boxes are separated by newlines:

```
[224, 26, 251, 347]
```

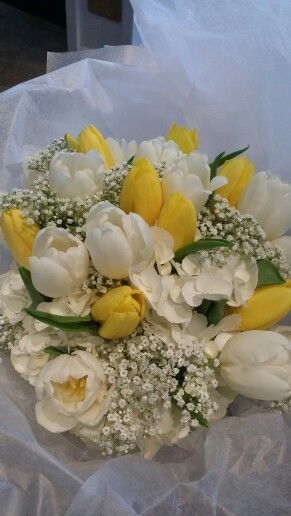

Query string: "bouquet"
[0, 123, 291, 458]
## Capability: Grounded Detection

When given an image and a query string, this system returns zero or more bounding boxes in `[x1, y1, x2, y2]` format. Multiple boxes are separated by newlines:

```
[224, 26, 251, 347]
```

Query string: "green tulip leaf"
[257, 259, 285, 287]
[127, 155, 135, 166]
[45, 346, 69, 356]
[19, 267, 49, 308]
[25, 308, 98, 333]
[174, 238, 233, 263]
[210, 145, 249, 179]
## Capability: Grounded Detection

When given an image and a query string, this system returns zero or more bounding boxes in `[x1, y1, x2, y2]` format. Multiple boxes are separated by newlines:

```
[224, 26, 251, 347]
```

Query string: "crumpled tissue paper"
[1, 1, 291, 514]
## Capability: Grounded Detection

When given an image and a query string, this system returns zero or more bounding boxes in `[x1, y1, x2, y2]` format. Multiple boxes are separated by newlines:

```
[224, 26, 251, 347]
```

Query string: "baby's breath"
[0, 315, 22, 351]
[79, 322, 218, 455]
[198, 195, 289, 277]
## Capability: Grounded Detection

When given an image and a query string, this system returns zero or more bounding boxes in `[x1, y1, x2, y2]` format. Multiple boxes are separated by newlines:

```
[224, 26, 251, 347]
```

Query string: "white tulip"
[35, 350, 110, 433]
[30, 227, 89, 298]
[106, 138, 137, 164]
[135, 137, 180, 167]
[85, 201, 154, 279]
[219, 330, 291, 400]
[162, 152, 227, 212]
[49, 150, 104, 200]
[238, 171, 291, 239]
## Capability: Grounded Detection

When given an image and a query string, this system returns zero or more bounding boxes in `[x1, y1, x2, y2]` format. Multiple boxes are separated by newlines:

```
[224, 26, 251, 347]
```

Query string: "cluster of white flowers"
[1, 128, 291, 458]
[74, 321, 220, 456]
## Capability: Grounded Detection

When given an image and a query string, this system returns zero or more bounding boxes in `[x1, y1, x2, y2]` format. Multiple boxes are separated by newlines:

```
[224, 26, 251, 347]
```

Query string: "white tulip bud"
[85, 201, 154, 279]
[30, 227, 89, 298]
[219, 330, 291, 401]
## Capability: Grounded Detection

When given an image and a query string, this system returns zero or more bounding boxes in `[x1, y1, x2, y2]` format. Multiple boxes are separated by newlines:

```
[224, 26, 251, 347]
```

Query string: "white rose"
[49, 150, 104, 200]
[0, 269, 30, 323]
[85, 201, 154, 279]
[30, 227, 89, 298]
[35, 350, 110, 432]
[219, 330, 291, 400]
[10, 332, 53, 386]
[162, 152, 227, 213]
[238, 171, 291, 239]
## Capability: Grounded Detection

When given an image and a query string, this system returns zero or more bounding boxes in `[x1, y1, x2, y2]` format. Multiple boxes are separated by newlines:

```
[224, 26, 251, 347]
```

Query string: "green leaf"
[19, 267, 49, 308]
[127, 155, 135, 166]
[196, 299, 213, 316]
[174, 238, 233, 263]
[209, 145, 249, 179]
[45, 346, 69, 356]
[206, 299, 227, 326]
[257, 259, 285, 287]
[25, 308, 98, 333]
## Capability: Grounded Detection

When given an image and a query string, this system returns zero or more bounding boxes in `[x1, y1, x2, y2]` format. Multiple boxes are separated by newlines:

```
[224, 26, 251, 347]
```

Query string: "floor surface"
[0, 2, 66, 92]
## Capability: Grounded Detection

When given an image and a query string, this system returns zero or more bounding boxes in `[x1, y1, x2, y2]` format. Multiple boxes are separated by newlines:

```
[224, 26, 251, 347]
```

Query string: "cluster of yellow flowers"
[1, 123, 290, 342]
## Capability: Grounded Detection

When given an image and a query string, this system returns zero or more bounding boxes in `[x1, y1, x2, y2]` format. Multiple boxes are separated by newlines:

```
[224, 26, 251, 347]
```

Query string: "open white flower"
[85, 201, 154, 279]
[0, 269, 30, 324]
[35, 350, 110, 433]
[238, 171, 291, 239]
[162, 152, 227, 212]
[30, 227, 89, 298]
[49, 150, 104, 200]
[10, 332, 54, 386]
[179, 254, 257, 308]
[219, 330, 291, 400]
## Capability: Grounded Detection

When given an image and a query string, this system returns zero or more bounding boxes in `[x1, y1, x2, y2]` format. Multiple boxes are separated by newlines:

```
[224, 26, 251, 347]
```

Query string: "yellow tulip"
[65, 124, 115, 169]
[217, 156, 254, 207]
[228, 281, 291, 330]
[0, 209, 39, 269]
[157, 192, 197, 251]
[119, 157, 162, 226]
[166, 123, 199, 154]
[91, 285, 145, 339]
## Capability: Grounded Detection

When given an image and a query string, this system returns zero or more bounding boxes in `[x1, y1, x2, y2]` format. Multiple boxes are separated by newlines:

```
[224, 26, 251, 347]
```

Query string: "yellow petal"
[120, 157, 162, 225]
[217, 156, 254, 207]
[65, 125, 115, 169]
[99, 310, 140, 339]
[91, 285, 134, 321]
[0, 209, 39, 269]
[166, 123, 199, 153]
[228, 281, 291, 330]
[157, 192, 197, 251]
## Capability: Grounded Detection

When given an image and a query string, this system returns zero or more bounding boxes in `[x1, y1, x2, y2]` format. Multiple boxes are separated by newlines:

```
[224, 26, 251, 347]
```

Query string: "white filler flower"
[85, 201, 154, 279]
[219, 330, 291, 400]
[35, 350, 110, 433]
[30, 227, 89, 298]
[238, 171, 291, 239]
[49, 150, 104, 200]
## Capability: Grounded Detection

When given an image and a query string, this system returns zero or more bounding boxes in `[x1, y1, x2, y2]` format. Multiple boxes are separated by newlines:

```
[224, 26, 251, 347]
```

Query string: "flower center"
[53, 375, 87, 402]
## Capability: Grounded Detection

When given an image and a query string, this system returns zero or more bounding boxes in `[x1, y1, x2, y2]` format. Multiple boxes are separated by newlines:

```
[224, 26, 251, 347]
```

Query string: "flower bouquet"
[0, 123, 290, 458]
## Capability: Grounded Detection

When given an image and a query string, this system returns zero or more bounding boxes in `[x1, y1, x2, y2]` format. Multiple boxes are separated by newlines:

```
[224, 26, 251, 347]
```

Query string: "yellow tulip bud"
[0, 209, 39, 269]
[157, 192, 197, 251]
[217, 156, 254, 207]
[228, 281, 291, 330]
[119, 157, 162, 226]
[65, 124, 115, 169]
[91, 285, 145, 339]
[166, 123, 199, 154]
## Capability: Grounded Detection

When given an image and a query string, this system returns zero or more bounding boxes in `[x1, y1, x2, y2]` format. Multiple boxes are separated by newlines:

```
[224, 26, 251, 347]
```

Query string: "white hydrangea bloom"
[0, 269, 30, 324]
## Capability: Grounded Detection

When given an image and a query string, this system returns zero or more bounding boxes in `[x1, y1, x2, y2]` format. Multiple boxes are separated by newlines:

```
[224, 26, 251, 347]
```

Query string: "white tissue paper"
[1, 0, 291, 514]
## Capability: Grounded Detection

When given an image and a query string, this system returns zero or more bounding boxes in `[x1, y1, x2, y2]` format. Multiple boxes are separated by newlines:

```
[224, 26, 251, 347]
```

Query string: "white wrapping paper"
[1, 1, 291, 513]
